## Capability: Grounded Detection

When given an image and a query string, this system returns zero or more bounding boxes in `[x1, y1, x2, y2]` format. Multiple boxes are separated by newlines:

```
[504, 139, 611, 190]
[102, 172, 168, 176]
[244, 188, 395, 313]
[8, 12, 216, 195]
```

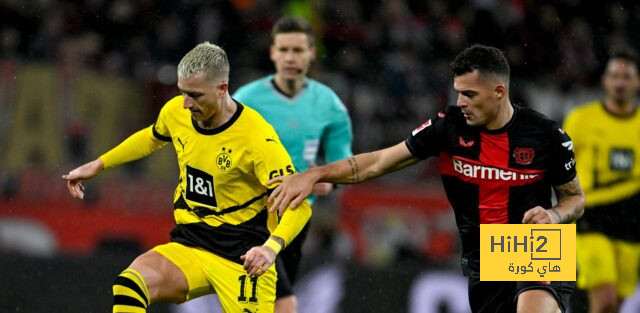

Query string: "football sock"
[113, 268, 150, 313]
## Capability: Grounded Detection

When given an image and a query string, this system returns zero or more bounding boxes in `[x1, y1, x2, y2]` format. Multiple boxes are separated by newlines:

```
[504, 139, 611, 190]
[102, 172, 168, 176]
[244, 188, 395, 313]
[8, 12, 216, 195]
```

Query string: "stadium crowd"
[2, 0, 638, 152]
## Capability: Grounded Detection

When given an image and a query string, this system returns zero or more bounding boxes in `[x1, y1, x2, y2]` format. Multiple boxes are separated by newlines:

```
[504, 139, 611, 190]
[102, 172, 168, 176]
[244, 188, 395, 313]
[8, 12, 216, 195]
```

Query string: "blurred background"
[1, 0, 639, 312]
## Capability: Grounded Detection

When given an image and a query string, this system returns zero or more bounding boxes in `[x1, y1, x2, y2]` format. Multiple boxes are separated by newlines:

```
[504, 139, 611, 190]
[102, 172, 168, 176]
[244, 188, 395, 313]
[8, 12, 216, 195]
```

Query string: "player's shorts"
[468, 277, 574, 313]
[275, 222, 310, 298]
[153, 242, 277, 312]
[576, 232, 640, 297]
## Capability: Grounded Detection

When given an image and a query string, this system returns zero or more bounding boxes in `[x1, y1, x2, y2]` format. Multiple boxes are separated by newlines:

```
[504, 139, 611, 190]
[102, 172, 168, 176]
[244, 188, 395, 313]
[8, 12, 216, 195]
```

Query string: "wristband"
[263, 238, 283, 254]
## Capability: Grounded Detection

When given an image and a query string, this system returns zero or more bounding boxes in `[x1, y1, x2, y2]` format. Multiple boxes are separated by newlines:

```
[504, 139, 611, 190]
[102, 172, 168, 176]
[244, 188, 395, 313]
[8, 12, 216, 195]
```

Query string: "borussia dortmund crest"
[216, 147, 232, 172]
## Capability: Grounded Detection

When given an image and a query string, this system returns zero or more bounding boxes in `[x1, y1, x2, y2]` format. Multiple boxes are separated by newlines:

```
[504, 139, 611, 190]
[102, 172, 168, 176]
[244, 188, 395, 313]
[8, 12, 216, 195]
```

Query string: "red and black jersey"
[405, 105, 576, 273]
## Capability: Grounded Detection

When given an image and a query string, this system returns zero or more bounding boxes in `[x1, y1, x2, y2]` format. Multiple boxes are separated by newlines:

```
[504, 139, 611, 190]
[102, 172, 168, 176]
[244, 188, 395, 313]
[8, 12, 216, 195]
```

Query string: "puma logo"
[177, 137, 187, 150]
[266, 137, 276, 143]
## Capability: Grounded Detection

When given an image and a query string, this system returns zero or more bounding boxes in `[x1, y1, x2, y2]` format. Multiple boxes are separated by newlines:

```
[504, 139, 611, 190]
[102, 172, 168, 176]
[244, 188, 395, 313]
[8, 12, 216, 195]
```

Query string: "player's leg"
[587, 285, 617, 313]
[515, 281, 574, 313]
[467, 277, 514, 313]
[516, 289, 561, 313]
[197, 247, 277, 313]
[274, 223, 310, 313]
[576, 233, 617, 313]
[113, 242, 214, 313]
[113, 250, 188, 312]
[274, 257, 296, 313]
[614, 239, 640, 307]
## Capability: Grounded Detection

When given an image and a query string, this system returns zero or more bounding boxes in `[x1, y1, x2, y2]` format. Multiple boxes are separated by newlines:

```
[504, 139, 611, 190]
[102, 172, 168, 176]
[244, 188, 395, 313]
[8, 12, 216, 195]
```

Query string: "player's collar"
[483, 104, 519, 134]
[191, 100, 244, 135]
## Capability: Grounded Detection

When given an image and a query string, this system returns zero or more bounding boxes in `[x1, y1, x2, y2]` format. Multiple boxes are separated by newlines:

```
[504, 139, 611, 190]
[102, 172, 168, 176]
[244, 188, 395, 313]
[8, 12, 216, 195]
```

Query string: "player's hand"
[61, 159, 104, 199]
[312, 182, 333, 196]
[522, 206, 559, 224]
[306, 163, 333, 197]
[267, 171, 318, 215]
[240, 246, 276, 277]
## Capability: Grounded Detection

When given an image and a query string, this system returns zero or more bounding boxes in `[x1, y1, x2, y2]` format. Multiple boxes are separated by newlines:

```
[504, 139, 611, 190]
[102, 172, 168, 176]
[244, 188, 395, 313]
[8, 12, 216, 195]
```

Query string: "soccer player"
[564, 49, 640, 313]
[62, 42, 311, 313]
[267, 44, 585, 313]
[233, 16, 353, 313]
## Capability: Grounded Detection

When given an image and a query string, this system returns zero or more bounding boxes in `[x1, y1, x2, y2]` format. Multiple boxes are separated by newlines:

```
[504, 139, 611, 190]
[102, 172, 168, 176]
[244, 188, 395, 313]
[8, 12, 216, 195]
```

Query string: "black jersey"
[405, 105, 577, 273]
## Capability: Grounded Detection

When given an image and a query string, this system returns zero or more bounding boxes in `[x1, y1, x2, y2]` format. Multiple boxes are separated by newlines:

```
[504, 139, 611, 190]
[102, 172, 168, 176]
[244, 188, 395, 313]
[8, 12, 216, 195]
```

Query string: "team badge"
[216, 147, 232, 172]
[513, 147, 535, 165]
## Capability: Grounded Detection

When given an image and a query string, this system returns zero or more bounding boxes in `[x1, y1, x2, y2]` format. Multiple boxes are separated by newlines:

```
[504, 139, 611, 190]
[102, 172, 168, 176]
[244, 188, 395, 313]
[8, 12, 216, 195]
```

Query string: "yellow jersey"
[564, 100, 640, 241]
[100, 96, 311, 262]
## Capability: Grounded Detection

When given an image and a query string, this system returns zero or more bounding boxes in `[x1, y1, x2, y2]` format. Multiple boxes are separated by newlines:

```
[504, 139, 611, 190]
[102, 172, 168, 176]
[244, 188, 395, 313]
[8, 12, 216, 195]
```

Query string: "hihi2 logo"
[480, 224, 575, 281]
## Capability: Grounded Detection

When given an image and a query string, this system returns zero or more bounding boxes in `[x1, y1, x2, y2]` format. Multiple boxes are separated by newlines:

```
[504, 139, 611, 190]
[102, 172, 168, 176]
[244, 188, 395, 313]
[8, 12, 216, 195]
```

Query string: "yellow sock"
[112, 269, 150, 313]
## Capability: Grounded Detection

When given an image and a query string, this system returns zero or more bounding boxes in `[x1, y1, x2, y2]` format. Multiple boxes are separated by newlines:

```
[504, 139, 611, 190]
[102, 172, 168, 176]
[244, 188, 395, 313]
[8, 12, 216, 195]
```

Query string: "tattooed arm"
[326, 141, 420, 184]
[551, 177, 586, 223]
[268, 141, 420, 214]
[523, 177, 585, 224]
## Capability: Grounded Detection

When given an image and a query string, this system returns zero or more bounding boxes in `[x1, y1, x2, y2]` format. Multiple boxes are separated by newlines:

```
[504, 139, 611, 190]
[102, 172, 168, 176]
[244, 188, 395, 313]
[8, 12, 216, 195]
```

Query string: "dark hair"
[450, 44, 510, 82]
[271, 16, 315, 47]
[608, 47, 638, 68]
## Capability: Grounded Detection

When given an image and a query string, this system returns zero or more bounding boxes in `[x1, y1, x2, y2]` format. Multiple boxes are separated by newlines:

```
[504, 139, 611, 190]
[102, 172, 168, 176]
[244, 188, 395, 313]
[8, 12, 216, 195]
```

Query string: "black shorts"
[275, 222, 310, 298]
[468, 277, 575, 313]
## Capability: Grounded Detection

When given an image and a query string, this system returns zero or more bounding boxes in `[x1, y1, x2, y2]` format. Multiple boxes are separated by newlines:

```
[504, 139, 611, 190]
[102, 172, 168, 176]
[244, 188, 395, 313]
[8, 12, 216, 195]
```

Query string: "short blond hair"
[177, 42, 229, 82]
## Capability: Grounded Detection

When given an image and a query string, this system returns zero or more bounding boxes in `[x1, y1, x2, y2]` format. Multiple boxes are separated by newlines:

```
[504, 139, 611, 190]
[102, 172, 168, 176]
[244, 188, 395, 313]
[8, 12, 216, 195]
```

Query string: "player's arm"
[268, 141, 420, 214]
[271, 199, 312, 246]
[523, 121, 585, 224]
[62, 125, 168, 199]
[551, 178, 585, 223]
[522, 177, 585, 224]
[242, 200, 312, 277]
[241, 134, 313, 277]
[242, 202, 312, 277]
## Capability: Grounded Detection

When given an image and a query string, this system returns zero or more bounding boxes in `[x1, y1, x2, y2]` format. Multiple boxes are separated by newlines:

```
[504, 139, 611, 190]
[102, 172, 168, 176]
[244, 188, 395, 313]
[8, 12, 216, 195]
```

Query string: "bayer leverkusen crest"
[513, 147, 535, 165]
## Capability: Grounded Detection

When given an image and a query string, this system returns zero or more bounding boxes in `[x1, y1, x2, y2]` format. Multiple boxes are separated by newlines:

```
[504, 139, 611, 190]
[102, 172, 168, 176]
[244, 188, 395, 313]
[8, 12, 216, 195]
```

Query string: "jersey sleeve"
[271, 200, 312, 247]
[253, 132, 311, 247]
[322, 95, 353, 163]
[404, 112, 447, 159]
[99, 125, 168, 169]
[152, 102, 172, 141]
[547, 122, 577, 185]
[99, 100, 172, 168]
